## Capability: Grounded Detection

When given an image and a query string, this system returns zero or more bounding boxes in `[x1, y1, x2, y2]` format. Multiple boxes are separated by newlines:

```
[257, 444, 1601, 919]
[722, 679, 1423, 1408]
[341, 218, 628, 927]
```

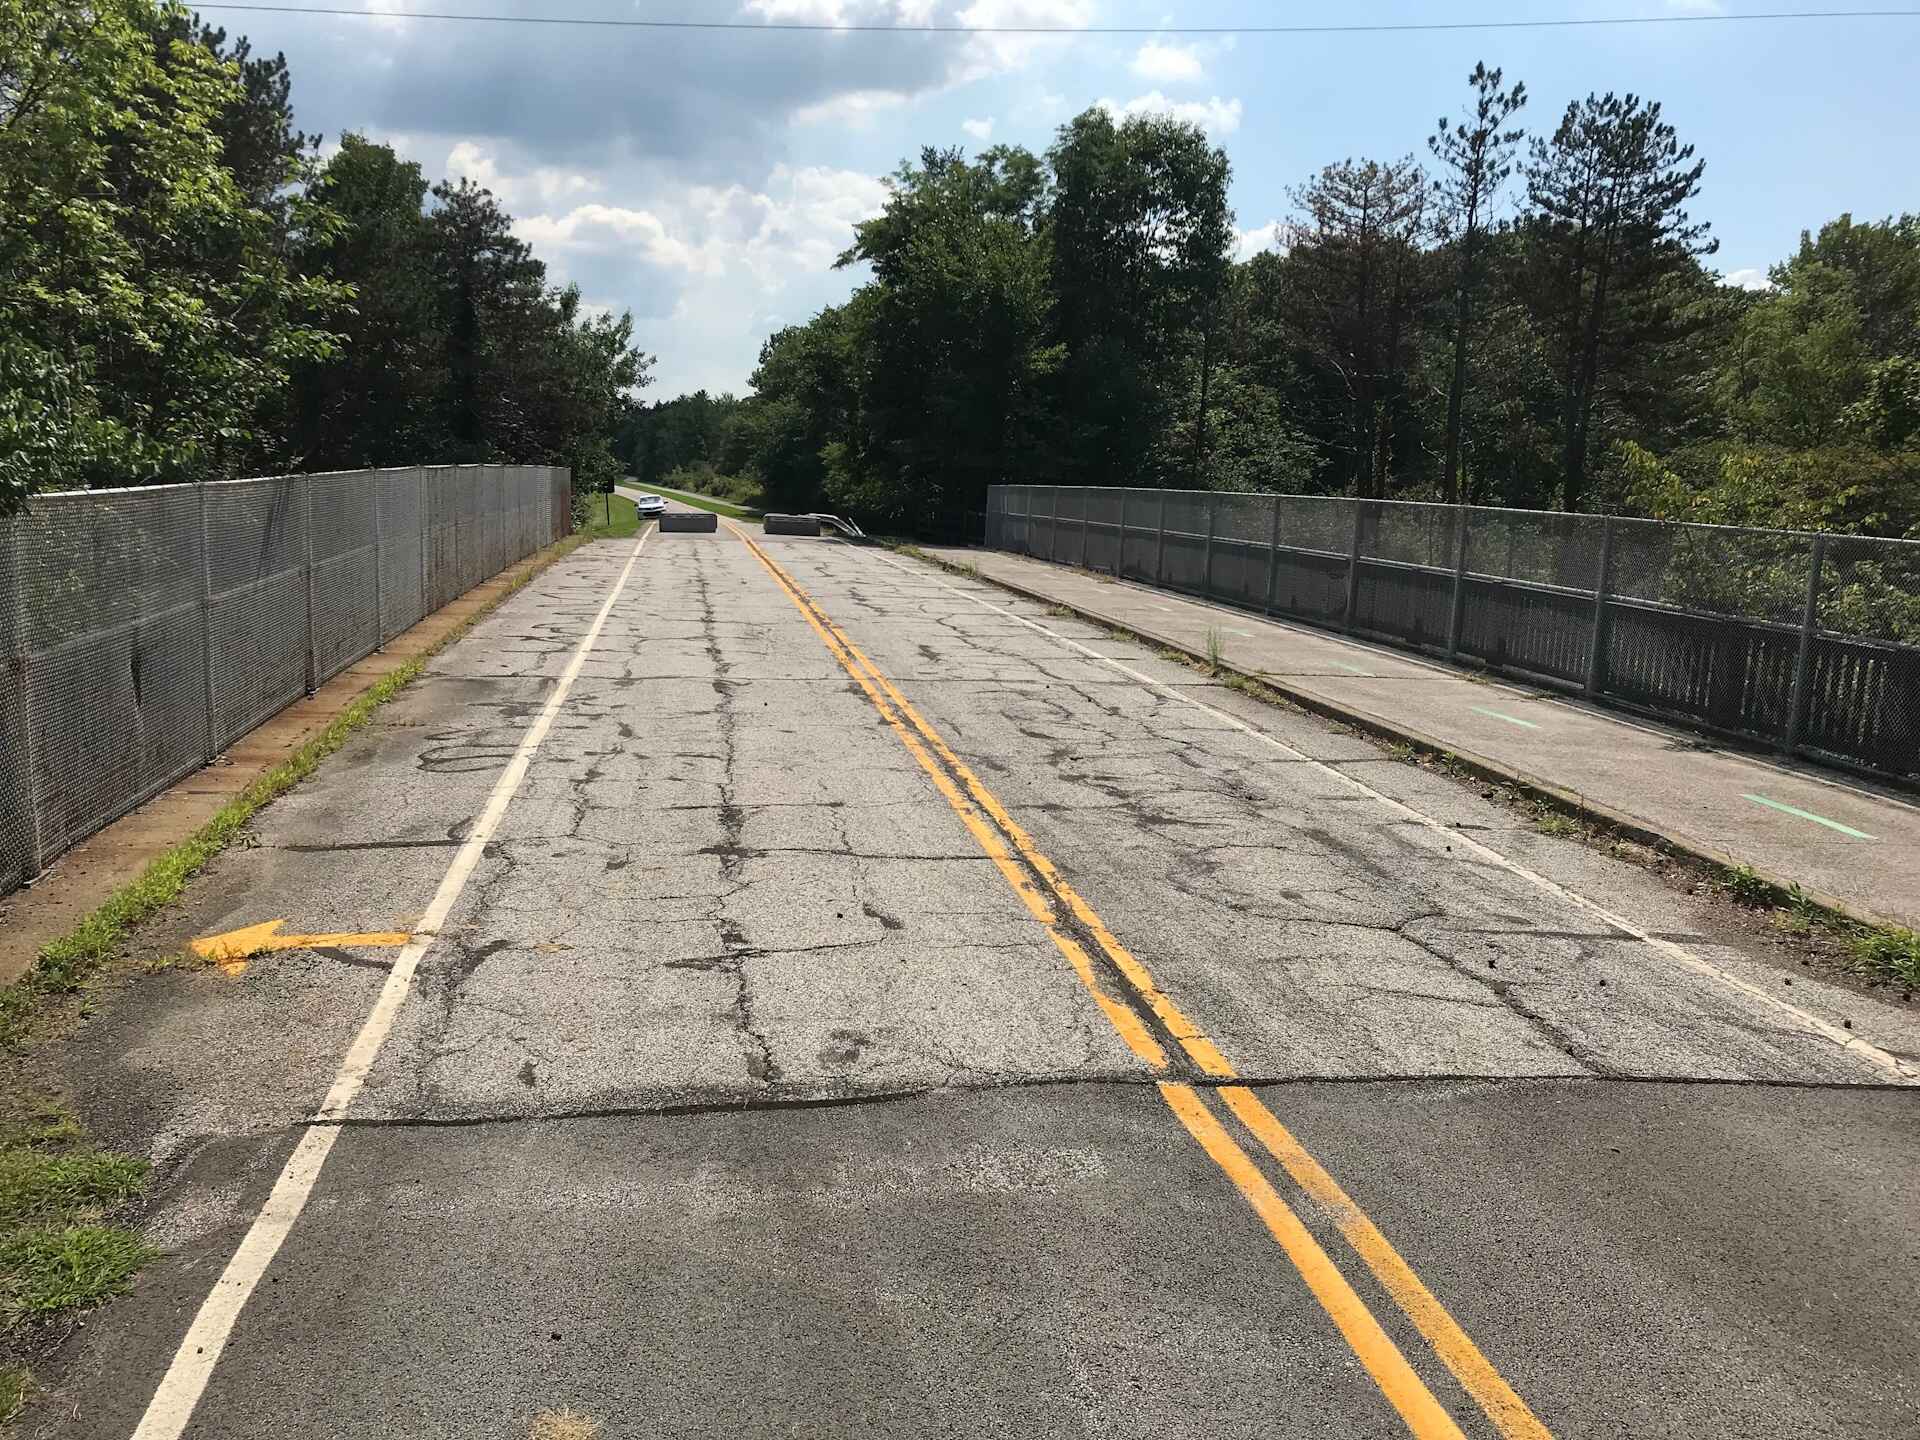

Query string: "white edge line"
[869, 550, 1915, 1084]
[130, 526, 654, 1440]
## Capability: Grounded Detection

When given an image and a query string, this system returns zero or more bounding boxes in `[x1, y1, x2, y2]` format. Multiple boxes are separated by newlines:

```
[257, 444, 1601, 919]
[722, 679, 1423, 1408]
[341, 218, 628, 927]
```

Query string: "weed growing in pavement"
[531, 1409, 602, 1440]
[1721, 863, 1775, 908]
[1046, 604, 1075, 619]
[0, 1097, 153, 1334]
[1204, 626, 1225, 674]
[1534, 810, 1582, 839]
[0, 1364, 29, 1423]
[1852, 928, 1920, 987]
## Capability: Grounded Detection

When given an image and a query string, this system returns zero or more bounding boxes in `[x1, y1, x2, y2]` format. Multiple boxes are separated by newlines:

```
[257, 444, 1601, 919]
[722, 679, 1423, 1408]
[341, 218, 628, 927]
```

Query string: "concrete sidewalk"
[926, 545, 1920, 932]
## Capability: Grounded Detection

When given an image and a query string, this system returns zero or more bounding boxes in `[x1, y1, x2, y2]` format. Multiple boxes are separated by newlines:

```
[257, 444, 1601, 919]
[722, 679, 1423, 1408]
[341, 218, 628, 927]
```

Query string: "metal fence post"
[419, 469, 430, 612]
[1264, 494, 1282, 615]
[1116, 490, 1128, 576]
[1203, 494, 1217, 597]
[1047, 485, 1060, 563]
[198, 482, 217, 762]
[1584, 517, 1616, 698]
[1155, 490, 1168, 585]
[8, 515, 45, 874]
[1445, 506, 1470, 660]
[372, 468, 385, 648]
[1784, 533, 1829, 755]
[1343, 500, 1364, 631]
[1079, 490, 1091, 568]
[302, 475, 317, 696]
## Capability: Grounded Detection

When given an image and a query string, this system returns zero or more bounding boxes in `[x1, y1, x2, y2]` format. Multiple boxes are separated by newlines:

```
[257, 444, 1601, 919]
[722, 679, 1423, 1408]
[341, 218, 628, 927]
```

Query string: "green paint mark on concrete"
[1330, 660, 1373, 676]
[1742, 793, 1875, 840]
[1471, 705, 1541, 731]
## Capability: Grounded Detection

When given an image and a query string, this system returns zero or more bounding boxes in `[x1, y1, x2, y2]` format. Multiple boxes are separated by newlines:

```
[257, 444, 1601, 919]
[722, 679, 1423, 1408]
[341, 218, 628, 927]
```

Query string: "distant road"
[617, 479, 760, 518]
[52, 516, 1920, 1440]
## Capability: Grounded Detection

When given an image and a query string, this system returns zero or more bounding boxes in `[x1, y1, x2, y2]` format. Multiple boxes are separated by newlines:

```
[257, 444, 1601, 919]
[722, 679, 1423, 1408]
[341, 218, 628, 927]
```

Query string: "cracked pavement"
[34, 522, 1920, 1439]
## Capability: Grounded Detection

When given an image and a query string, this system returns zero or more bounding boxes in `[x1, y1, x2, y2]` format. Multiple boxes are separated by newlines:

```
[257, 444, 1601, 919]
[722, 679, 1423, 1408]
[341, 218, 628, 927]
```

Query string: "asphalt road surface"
[42, 522, 1920, 1439]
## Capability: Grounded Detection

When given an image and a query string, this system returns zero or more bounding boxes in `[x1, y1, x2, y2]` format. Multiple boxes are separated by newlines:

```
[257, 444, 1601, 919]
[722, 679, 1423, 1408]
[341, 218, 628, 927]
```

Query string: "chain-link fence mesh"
[0, 522, 27, 896]
[23, 489, 210, 866]
[984, 485, 1920, 784]
[0, 464, 570, 897]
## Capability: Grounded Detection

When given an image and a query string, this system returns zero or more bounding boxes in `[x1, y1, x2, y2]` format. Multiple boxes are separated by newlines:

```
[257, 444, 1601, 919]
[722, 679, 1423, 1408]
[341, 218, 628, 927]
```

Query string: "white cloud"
[517, 164, 890, 289]
[1098, 91, 1244, 137]
[952, 0, 1097, 81]
[962, 116, 995, 140]
[793, 88, 913, 127]
[1235, 220, 1284, 260]
[1666, 0, 1726, 13]
[444, 141, 601, 210]
[1131, 40, 1204, 84]
[1721, 267, 1773, 292]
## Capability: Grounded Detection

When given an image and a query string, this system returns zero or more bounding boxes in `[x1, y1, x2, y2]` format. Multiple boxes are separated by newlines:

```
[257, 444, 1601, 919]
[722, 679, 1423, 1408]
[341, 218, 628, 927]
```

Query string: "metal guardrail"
[0, 464, 573, 898]
[984, 485, 1920, 786]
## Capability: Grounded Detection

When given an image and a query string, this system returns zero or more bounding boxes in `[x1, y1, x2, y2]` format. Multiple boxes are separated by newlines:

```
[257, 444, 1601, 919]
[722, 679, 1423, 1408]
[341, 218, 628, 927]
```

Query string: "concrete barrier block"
[659, 511, 719, 533]
[763, 514, 823, 537]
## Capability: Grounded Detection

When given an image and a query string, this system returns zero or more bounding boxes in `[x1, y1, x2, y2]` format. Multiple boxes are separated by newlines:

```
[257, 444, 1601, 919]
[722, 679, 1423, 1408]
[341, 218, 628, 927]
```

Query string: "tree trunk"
[1442, 263, 1472, 505]
[1189, 310, 1215, 489]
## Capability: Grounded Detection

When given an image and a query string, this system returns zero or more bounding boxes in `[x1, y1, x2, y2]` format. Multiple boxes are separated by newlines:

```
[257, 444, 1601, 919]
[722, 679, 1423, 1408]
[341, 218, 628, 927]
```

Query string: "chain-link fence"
[986, 485, 1920, 785]
[0, 464, 571, 898]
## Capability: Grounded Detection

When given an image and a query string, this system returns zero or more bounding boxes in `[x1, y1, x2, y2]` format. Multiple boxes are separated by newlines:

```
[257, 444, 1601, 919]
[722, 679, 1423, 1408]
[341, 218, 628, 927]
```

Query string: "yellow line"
[1161, 1083, 1470, 1440]
[1218, 1087, 1554, 1440]
[739, 536, 1165, 1069]
[734, 526, 1556, 1440]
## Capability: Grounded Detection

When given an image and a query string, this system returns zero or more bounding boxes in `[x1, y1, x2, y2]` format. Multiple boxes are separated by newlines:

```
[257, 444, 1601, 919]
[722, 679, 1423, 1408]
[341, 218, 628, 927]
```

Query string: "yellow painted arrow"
[190, 919, 412, 975]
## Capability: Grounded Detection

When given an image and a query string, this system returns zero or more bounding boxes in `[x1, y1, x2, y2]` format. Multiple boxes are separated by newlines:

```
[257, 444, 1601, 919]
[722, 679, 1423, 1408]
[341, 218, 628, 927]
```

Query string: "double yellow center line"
[733, 526, 1551, 1440]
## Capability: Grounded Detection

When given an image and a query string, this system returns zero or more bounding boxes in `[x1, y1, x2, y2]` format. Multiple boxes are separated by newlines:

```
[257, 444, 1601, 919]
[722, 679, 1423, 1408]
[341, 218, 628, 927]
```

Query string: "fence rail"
[985, 485, 1920, 786]
[0, 464, 573, 898]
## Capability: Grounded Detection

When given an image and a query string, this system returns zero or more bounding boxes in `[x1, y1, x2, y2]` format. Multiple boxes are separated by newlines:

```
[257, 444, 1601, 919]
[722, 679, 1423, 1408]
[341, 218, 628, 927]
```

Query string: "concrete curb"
[929, 559, 1900, 935]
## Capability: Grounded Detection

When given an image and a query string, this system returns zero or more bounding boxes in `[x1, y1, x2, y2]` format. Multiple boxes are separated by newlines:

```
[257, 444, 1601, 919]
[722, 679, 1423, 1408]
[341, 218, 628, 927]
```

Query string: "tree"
[1523, 92, 1716, 510]
[1429, 63, 1526, 503]
[292, 135, 442, 467]
[0, 0, 341, 511]
[1047, 108, 1233, 488]
[1281, 157, 1432, 497]
[832, 147, 1061, 531]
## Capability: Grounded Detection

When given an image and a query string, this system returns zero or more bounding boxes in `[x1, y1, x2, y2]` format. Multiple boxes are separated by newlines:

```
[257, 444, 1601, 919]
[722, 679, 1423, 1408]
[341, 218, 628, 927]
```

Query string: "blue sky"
[212, 0, 1920, 397]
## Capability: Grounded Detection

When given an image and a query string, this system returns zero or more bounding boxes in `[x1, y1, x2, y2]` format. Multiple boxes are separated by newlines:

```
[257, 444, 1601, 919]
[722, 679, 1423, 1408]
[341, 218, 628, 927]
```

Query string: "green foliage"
[0, 0, 344, 510]
[1721, 863, 1774, 908]
[1851, 927, 1920, 987]
[0, 10, 647, 515]
[0, 1097, 154, 1333]
[0, 1226, 157, 1323]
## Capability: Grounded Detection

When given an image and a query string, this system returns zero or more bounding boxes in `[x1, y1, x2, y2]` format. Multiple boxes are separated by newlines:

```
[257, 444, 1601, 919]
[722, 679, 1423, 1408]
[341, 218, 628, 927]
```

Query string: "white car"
[634, 493, 668, 516]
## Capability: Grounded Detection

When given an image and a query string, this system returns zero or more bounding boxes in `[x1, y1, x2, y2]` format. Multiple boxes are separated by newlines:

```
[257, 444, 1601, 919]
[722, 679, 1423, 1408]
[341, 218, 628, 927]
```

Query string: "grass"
[624, 482, 761, 520]
[1203, 626, 1225, 674]
[1721, 863, 1777, 909]
[1851, 927, 1920, 987]
[530, 1409, 602, 1440]
[0, 1366, 28, 1423]
[0, 1098, 155, 1341]
[580, 492, 641, 539]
